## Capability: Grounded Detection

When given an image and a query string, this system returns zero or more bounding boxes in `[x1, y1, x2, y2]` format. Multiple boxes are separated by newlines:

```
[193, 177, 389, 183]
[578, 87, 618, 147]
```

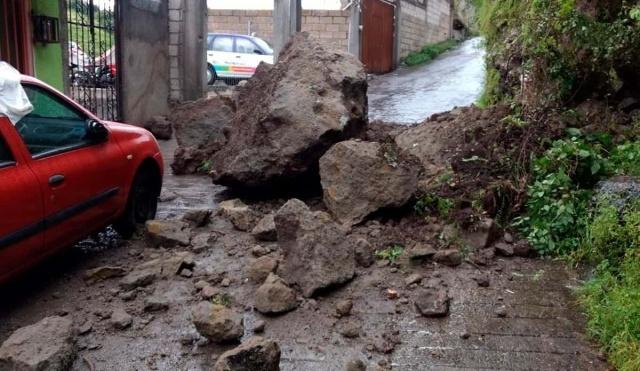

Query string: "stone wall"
[168, 0, 183, 101]
[207, 9, 349, 51]
[398, 0, 452, 59]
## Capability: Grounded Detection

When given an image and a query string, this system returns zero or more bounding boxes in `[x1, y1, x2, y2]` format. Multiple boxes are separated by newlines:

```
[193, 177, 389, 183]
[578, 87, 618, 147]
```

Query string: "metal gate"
[66, 0, 120, 121]
[361, 0, 395, 74]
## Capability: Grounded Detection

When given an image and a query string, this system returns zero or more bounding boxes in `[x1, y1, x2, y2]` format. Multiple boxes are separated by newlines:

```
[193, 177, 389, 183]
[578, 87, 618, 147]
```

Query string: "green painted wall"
[32, 0, 64, 91]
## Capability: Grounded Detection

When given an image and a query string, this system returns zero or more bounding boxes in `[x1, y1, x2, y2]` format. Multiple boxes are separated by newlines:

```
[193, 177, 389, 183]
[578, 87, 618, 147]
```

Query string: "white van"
[206, 33, 274, 85]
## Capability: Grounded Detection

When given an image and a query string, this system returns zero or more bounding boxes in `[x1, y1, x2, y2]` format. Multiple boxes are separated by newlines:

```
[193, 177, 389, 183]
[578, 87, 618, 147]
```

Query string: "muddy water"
[368, 37, 486, 124]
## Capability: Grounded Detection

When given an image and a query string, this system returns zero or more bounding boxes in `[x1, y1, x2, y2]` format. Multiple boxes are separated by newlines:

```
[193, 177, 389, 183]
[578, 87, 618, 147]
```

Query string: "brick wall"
[168, 0, 183, 101]
[398, 0, 452, 59]
[207, 9, 349, 51]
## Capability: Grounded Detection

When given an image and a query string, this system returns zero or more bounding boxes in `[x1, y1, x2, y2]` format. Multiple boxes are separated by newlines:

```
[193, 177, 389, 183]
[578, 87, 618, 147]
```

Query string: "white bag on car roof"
[0, 62, 33, 125]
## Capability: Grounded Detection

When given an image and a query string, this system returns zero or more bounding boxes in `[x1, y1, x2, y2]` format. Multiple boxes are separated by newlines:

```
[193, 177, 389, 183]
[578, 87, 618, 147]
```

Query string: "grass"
[375, 245, 405, 262]
[404, 39, 460, 67]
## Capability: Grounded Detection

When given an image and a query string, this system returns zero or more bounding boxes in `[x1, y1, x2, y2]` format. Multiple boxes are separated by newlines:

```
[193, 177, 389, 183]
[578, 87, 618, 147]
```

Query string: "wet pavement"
[369, 38, 486, 124]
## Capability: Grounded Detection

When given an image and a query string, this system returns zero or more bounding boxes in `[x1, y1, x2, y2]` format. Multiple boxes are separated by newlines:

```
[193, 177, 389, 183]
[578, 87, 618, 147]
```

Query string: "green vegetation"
[375, 245, 405, 262]
[414, 193, 455, 219]
[404, 40, 460, 67]
[211, 293, 234, 307]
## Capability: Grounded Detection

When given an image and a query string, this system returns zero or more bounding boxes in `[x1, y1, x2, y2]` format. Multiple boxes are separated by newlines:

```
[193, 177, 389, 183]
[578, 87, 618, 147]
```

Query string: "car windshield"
[253, 38, 273, 55]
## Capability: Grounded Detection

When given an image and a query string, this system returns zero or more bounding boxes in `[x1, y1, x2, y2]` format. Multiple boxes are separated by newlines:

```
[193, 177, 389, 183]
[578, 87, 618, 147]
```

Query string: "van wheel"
[113, 167, 160, 239]
[207, 64, 217, 85]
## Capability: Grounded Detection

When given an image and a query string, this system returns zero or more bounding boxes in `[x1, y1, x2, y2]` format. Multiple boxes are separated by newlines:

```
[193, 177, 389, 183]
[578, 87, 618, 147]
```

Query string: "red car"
[0, 75, 163, 284]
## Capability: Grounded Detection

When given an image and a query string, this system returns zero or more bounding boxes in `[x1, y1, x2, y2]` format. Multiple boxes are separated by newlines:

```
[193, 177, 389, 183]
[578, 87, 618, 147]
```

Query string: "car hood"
[104, 121, 157, 144]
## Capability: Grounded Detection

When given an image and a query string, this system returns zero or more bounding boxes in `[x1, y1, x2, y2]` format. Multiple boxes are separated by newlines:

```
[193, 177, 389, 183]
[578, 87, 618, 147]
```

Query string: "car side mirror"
[85, 119, 109, 142]
[253, 49, 263, 55]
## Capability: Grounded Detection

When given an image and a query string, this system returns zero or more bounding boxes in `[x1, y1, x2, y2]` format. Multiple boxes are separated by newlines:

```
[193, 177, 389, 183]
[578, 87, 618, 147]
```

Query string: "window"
[0, 135, 14, 168]
[15, 85, 90, 157]
[207, 34, 215, 50]
[235, 37, 259, 54]
[211, 36, 233, 53]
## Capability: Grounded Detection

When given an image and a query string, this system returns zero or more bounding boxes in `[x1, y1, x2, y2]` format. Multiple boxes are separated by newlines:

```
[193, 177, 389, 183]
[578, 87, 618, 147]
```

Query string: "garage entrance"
[361, 0, 395, 74]
[66, 0, 120, 120]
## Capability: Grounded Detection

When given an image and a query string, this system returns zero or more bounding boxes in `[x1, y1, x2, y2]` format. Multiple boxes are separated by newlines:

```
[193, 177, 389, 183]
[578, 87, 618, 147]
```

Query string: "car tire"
[207, 64, 217, 85]
[113, 166, 160, 239]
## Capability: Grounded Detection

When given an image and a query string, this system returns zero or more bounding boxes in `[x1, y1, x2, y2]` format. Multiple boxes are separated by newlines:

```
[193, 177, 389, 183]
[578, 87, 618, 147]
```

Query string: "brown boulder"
[212, 336, 281, 371]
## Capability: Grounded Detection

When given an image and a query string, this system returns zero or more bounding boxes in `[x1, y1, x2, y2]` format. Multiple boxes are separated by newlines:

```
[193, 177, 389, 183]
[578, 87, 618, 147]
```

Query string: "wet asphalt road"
[368, 37, 486, 124]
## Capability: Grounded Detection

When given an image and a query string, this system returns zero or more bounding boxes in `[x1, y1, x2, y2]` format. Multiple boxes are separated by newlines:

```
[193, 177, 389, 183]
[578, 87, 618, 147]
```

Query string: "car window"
[253, 38, 273, 55]
[207, 34, 215, 50]
[15, 85, 90, 158]
[212, 36, 233, 53]
[235, 37, 260, 54]
[0, 134, 15, 167]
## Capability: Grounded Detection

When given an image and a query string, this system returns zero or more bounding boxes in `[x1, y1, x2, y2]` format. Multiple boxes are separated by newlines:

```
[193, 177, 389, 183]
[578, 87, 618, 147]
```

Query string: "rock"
[83, 266, 126, 285]
[119, 252, 195, 290]
[212, 336, 281, 371]
[251, 245, 271, 257]
[274, 199, 356, 298]
[406, 244, 437, 260]
[219, 199, 258, 232]
[145, 220, 191, 247]
[335, 299, 353, 317]
[143, 115, 173, 140]
[144, 293, 170, 312]
[513, 240, 534, 257]
[338, 320, 362, 338]
[211, 33, 367, 190]
[473, 274, 490, 288]
[495, 305, 508, 318]
[494, 243, 514, 257]
[354, 238, 375, 268]
[503, 232, 514, 244]
[414, 288, 450, 317]
[595, 176, 640, 210]
[182, 209, 212, 227]
[433, 249, 462, 267]
[221, 278, 231, 287]
[110, 308, 133, 330]
[253, 320, 266, 333]
[346, 359, 367, 371]
[201, 285, 219, 300]
[320, 140, 420, 226]
[255, 274, 298, 314]
[619, 97, 640, 112]
[170, 96, 234, 175]
[191, 233, 216, 253]
[192, 302, 244, 343]
[119, 268, 157, 291]
[78, 321, 92, 335]
[251, 214, 277, 241]
[462, 218, 501, 250]
[0, 316, 75, 371]
[247, 256, 279, 284]
[405, 273, 423, 286]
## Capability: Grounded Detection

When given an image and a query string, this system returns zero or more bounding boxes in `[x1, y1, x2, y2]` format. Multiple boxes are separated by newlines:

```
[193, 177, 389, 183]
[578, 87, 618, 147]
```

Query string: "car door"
[208, 35, 238, 79]
[0, 117, 44, 283]
[233, 37, 265, 79]
[14, 83, 127, 254]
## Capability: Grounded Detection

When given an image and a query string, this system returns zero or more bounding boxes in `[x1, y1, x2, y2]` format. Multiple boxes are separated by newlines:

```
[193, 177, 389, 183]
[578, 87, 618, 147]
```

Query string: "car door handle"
[49, 174, 65, 186]
[235, 55, 241, 58]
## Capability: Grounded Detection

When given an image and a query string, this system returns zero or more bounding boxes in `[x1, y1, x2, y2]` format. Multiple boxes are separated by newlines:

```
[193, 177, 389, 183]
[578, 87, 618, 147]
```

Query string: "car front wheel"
[113, 166, 160, 239]
[207, 64, 217, 85]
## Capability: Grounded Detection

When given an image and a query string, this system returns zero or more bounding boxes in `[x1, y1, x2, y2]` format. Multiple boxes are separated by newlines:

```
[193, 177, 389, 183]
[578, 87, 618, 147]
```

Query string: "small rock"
[119, 290, 137, 301]
[335, 299, 353, 317]
[78, 321, 93, 335]
[0, 316, 76, 370]
[212, 336, 280, 371]
[495, 305, 508, 318]
[251, 214, 277, 241]
[110, 308, 133, 330]
[144, 293, 169, 312]
[346, 359, 367, 371]
[145, 220, 191, 247]
[255, 274, 299, 314]
[247, 256, 279, 284]
[253, 320, 266, 333]
[462, 218, 501, 249]
[433, 249, 462, 267]
[195, 280, 209, 290]
[406, 244, 437, 260]
[159, 190, 178, 202]
[218, 199, 258, 232]
[192, 302, 244, 343]
[182, 209, 212, 227]
[494, 243, 514, 257]
[84, 266, 127, 285]
[404, 273, 423, 286]
[414, 288, 450, 317]
[221, 278, 231, 287]
[503, 233, 514, 244]
[460, 331, 470, 340]
[251, 245, 270, 257]
[338, 320, 362, 338]
[354, 238, 375, 268]
[386, 289, 399, 300]
[201, 285, 219, 300]
[473, 274, 490, 288]
[191, 233, 216, 253]
[180, 269, 193, 278]
[513, 240, 534, 257]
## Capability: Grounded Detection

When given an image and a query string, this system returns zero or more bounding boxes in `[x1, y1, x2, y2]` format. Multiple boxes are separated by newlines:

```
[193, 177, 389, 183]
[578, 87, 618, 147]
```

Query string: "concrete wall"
[31, 0, 64, 91]
[207, 9, 349, 51]
[119, 0, 170, 124]
[397, 0, 452, 59]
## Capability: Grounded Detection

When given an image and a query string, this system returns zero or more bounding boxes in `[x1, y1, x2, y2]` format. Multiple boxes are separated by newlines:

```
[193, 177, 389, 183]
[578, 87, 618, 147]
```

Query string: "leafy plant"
[375, 245, 405, 262]
[404, 40, 460, 66]
[414, 194, 455, 219]
[211, 293, 233, 307]
[197, 160, 212, 174]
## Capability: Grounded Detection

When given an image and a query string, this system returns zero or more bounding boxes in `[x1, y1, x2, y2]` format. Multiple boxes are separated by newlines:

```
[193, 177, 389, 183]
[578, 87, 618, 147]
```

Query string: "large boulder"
[213, 337, 281, 371]
[218, 199, 259, 232]
[274, 199, 356, 297]
[145, 220, 191, 247]
[170, 96, 234, 175]
[0, 316, 76, 371]
[254, 274, 298, 314]
[191, 302, 244, 343]
[319, 140, 420, 226]
[211, 33, 368, 189]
